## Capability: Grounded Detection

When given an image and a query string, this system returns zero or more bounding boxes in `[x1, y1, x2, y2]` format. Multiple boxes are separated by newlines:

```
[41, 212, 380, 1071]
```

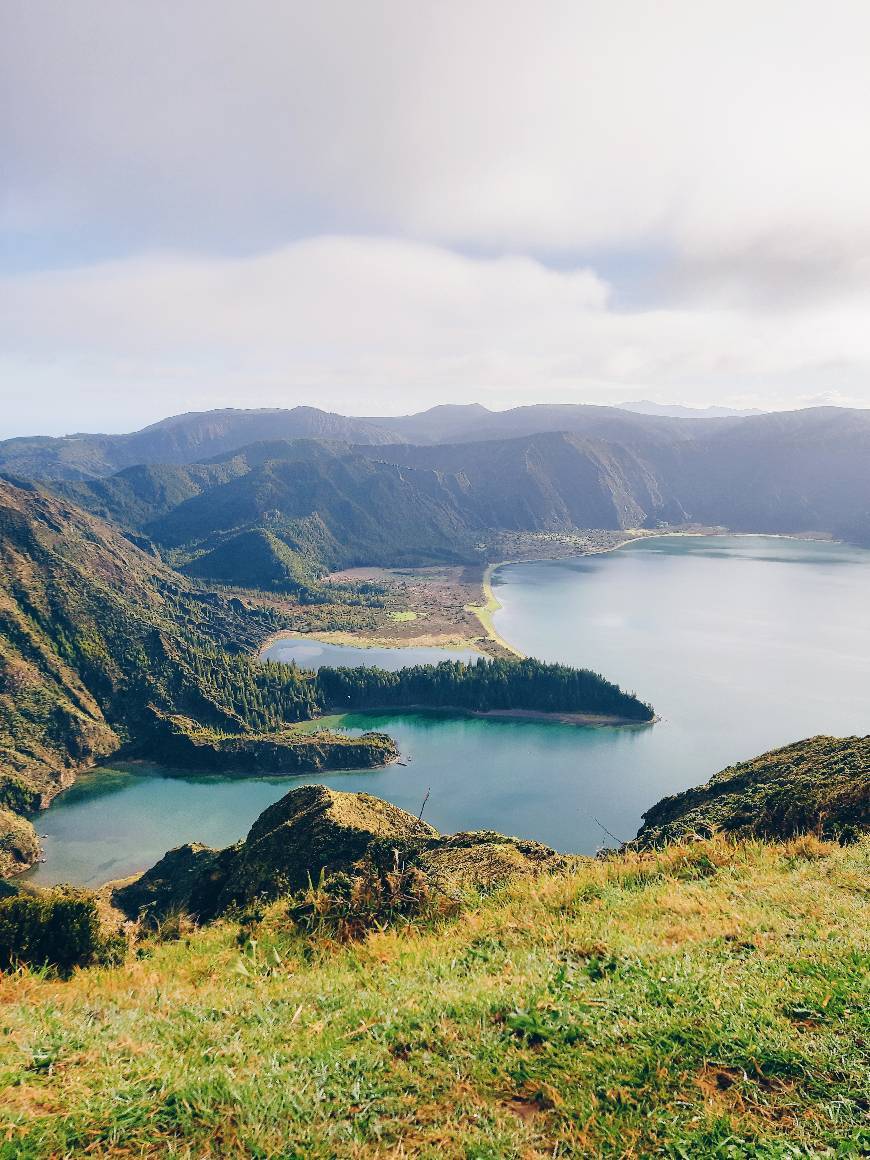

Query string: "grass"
[390, 610, 418, 622]
[0, 835, 868, 1157]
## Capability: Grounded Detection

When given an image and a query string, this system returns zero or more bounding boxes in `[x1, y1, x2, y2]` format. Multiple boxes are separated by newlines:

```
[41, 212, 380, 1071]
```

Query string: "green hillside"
[0, 478, 650, 878]
[637, 734, 870, 846]
[0, 480, 397, 856]
[48, 406, 870, 599]
[0, 833, 866, 1157]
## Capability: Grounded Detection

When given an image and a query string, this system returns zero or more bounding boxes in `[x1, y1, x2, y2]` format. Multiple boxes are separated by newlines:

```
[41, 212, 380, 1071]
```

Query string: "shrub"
[0, 887, 121, 974]
[288, 848, 459, 942]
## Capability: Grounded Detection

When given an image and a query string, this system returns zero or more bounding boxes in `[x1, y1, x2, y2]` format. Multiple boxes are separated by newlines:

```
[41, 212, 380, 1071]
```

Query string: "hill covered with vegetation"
[0, 478, 650, 878]
[0, 480, 398, 866]
[40, 405, 870, 597]
[637, 734, 870, 846]
[317, 656, 653, 722]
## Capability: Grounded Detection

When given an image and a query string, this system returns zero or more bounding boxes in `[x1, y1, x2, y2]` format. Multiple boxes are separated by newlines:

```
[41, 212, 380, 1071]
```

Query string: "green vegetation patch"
[0, 887, 120, 974]
[0, 836, 867, 1156]
[316, 656, 654, 721]
[638, 734, 870, 845]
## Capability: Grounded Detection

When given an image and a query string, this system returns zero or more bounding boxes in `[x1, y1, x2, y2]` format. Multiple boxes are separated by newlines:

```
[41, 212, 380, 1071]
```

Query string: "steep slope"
[667, 407, 870, 542]
[0, 479, 387, 811]
[56, 433, 683, 588]
[361, 432, 685, 530]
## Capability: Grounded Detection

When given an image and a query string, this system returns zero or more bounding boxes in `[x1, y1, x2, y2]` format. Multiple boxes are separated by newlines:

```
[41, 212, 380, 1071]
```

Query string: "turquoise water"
[26, 536, 870, 886]
[261, 635, 480, 668]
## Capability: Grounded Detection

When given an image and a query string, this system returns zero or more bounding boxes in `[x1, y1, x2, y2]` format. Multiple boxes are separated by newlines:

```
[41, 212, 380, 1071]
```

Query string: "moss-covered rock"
[113, 785, 562, 922]
[636, 734, 870, 847]
[0, 809, 40, 877]
[216, 785, 437, 913]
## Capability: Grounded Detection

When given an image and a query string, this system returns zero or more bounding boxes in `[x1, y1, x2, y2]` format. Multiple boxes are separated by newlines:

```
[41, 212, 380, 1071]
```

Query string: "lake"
[27, 535, 870, 886]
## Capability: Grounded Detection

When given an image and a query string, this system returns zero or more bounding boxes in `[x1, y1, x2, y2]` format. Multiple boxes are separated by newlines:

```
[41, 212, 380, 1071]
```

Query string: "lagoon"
[27, 535, 870, 886]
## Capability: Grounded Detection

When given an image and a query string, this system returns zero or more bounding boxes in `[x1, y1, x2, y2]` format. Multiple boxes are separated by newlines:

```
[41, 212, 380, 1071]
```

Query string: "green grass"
[389, 610, 418, 622]
[1, 836, 868, 1157]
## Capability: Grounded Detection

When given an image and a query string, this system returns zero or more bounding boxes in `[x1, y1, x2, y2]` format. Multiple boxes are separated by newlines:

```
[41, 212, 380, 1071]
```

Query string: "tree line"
[313, 657, 653, 721]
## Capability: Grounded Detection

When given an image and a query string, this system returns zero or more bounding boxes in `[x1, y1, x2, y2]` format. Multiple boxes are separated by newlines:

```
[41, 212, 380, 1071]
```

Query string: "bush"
[288, 848, 459, 942]
[0, 887, 120, 974]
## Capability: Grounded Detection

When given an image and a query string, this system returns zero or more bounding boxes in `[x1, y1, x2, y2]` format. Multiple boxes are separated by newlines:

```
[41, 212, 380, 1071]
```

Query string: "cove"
[26, 535, 870, 887]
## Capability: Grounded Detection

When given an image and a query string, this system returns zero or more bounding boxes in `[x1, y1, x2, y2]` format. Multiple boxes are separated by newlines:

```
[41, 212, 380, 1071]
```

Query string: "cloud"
[3, 1, 870, 280]
[2, 237, 869, 435]
[2, 2, 870, 432]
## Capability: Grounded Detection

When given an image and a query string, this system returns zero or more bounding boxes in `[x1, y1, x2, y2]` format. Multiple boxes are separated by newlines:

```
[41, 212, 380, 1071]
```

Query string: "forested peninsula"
[316, 657, 653, 722]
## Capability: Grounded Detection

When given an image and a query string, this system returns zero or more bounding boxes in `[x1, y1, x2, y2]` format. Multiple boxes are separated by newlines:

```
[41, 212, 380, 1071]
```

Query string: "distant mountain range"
[0, 402, 751, 481]
[617, 400, 765, 419]
[28, 405, 869, 591]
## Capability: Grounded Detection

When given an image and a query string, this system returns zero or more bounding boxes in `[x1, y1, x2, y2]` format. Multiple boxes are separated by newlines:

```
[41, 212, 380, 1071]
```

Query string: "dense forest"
[315, 657, 654, 721]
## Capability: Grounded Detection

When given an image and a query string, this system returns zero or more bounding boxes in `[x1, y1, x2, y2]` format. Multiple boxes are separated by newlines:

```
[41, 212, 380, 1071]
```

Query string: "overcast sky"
[2, 0, 870, 436]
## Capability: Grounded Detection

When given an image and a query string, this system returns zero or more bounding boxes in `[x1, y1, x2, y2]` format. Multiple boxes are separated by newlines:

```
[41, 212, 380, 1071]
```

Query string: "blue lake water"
[261, 635, 480, 669]
[27, 535, 870, 886]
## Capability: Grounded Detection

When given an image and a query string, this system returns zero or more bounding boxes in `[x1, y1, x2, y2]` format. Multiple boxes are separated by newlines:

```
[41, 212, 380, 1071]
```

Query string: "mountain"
[618, 400, 765, 419]
[0, 402, 738, 481]
[57, 432, 688, 588]
[50, 405, 870, 593]
[0, 407, 403, 481]
[0, 478, 395, 824]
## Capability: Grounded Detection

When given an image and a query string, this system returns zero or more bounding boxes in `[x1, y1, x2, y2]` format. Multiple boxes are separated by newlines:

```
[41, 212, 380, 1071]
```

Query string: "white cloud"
[4, 2, 870, 274]
[2, 237, 869, 435]
[2, 2, 870, 431]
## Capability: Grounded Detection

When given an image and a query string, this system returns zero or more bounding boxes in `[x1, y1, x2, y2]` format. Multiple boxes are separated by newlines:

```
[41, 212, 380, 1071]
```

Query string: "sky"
[2, 1, 870, 437]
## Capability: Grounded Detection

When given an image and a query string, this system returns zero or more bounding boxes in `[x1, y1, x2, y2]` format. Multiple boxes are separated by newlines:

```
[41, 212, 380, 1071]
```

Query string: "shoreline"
[259, 528, 838, 665]
[463, 562, 524, 657]
[333, 704, 656, 728]
[477, 527, 841, 644]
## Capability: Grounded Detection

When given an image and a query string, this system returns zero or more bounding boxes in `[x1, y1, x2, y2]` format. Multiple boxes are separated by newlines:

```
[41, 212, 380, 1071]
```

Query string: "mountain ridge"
[0, 400, 786, 481]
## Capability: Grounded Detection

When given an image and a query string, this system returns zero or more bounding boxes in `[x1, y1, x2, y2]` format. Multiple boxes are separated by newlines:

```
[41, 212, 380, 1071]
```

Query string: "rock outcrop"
[0, 809, 40, 878]
[114, 784, 561, 921]
[636, 734, 870, 847]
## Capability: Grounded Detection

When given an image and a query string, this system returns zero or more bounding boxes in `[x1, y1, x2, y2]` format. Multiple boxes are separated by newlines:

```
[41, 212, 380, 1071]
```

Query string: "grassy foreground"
[1, 836, 868, 1158]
